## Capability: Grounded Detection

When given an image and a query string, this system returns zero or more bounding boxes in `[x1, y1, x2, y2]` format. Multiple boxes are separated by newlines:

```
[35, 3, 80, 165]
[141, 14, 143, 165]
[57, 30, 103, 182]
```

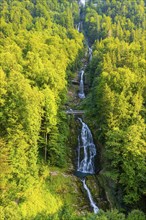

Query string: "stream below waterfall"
[82, 179, 99, 214]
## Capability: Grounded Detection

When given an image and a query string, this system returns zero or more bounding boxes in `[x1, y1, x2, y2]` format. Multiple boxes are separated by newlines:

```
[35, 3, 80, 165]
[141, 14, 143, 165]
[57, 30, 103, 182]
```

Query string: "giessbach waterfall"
[74, 0, 99, 214]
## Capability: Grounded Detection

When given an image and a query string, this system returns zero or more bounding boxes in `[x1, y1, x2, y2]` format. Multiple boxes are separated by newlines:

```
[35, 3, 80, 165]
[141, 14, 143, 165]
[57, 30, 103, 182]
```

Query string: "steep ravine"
[66, 61, 110, 213]
[65, 1, 110, 213]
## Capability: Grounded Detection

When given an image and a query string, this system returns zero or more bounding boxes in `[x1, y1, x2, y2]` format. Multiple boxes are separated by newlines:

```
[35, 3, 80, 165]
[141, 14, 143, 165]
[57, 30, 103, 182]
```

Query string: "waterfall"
[77, 118, 96, 173]
[79, 0, 86, 7]
[82, 179, 99, 214]
[77, 22, 82, 32]
[77, 22, 80, 32]
[77, 136, 81, 169]
[78, 70, 85, 99]
[75, 0, 99, 214]
[77, 118, 99, 213]
[88, 47, 92, 61]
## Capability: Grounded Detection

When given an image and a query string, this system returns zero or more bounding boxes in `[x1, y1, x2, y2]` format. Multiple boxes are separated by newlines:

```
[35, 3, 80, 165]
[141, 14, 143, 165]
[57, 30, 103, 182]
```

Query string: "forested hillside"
[85, 0, 146, 210]
[0, 0, 84, 218]
[0, 0, 146, 219]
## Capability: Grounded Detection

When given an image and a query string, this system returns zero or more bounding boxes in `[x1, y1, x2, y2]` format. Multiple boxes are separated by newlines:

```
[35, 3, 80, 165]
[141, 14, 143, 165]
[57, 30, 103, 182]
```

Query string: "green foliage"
[38, 209, 146, 220]
[1, 0, 146, 218]
[85, 0, 146, 208]
[81, 209, 125, 220]
[127, 210, 146, 220]
[85, 0, 145, 44]
[20, 182, 62, 219]
[0, 0, 83, 218]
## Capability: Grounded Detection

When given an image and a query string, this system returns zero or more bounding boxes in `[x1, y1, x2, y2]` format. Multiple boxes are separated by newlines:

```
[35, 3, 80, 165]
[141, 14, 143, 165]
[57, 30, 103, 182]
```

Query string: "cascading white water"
[77, 136, 81, 169]
[77, 22, 80, 32]
[77, 118, 99, 213]
[79, 0, 86, 7]
[88, 47, 92, 61]
[77, 118, 96, 173]
[78, 70, 85, 99]
[82, 179, 99, 214]
[76, 0, 98, 213]
[77, 22, 81, 32]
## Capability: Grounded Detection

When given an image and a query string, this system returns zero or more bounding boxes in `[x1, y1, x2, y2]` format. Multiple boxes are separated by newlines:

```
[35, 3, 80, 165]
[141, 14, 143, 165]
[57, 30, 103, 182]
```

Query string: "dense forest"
[84, 0, 146, 209]
[0, 0, 146, 219]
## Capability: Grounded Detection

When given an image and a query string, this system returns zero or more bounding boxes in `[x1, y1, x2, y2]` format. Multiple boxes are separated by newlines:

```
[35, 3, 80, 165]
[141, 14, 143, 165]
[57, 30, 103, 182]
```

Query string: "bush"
[127, 210, 146, 220]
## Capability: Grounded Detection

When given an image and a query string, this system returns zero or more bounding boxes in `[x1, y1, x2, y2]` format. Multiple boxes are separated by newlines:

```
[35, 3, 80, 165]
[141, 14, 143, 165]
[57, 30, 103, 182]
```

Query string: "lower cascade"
[77, 118, 99, 213]
[77, 118, 96, 173]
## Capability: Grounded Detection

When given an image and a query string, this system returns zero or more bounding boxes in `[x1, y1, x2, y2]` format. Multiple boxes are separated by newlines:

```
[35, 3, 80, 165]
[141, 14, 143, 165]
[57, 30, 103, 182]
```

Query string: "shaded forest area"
[0, 0, 146, 219]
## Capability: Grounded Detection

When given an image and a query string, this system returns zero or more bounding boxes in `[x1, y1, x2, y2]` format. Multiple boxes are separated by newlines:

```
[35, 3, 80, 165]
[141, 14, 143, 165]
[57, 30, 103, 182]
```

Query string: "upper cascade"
[79, 0, 86, 7]
[77, 118, 97, 174]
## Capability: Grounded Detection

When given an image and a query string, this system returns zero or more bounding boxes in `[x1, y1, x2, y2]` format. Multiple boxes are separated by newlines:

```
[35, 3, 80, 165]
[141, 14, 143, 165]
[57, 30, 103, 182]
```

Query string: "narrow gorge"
[66, 0, 101, 213]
